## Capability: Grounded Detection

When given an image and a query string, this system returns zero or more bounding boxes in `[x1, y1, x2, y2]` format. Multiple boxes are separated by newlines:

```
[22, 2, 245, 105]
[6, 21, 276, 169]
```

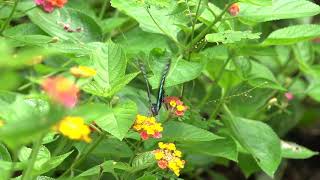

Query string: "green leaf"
[78, 161, 131, 177]
[239, 0, 272, 6]
[131, 151, 156, 172]
[28, 8, 102, 42]
[238, 153, 260, 178]
[281, 141, 318, 159]
[262, 24, 320, 46]
[206, 30, 261, 44]
[162, 121, 221, 142]
[244, 61, 285, 91]
[238, 0, 320, 24]
[18, 146, 51, 170]
[178, 135, 238, 161]
[307, 80, 320, 102]
[32, 151, 72, 175]
[92, 138, 133, 158]
[0, 94, 63, 149]
[223, 115, 281, 177]
[149, 57, 204, 89]
[115, 27, 169, 56]
[0, 144, 11, 161]
[137, 175, 158, 180]
[95, 100, 137, 140]
[111, 0, 182, 40]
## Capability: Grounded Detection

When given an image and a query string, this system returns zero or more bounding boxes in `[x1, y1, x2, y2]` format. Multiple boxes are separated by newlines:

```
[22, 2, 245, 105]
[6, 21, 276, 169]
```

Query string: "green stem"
[21, 134, 45, 180]
[99, 0, 110, 19]
[186, 1, 237, 50]
[58, 134, 105, 178]
[0, 0, 19, 35]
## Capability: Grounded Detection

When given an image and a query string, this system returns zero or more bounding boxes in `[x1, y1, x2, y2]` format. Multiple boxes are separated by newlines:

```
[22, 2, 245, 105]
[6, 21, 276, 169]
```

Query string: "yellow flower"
[176, 105, 185, 111]
[154, 151, 165, 160]
[146, 127, 155, 135]
[55, 116, 92, 143]
[173, 169, 180, 176]
[169, 100, 177, 107]
[174, 150, 182, 157]
[70, 66, 97, 78]
[136, 114, 147, 124]
[167, 143, 176, 151]
[158, 142, 166, 149]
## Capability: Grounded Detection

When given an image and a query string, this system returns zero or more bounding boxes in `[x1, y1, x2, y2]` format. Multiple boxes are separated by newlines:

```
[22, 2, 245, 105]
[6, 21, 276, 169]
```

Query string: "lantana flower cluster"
[35, 0, 68, 13]
[133, 115, 163, 140]
[229, 3, 240, 16]
[53, 116, 92, 143]
[164, 96, 188, 116]
[153, 142, 185, 176]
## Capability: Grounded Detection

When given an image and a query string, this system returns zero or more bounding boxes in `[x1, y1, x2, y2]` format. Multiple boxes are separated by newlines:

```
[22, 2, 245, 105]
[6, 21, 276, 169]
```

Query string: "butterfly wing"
[137, 59, 153, 107]
[154, 59, 171, 114]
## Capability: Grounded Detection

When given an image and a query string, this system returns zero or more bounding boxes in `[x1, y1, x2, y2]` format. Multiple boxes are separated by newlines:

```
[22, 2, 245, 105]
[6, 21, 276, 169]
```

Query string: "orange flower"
[42, 76, 79, 108]
[164, 96, 188, 117]
[229, 3, 240, 16]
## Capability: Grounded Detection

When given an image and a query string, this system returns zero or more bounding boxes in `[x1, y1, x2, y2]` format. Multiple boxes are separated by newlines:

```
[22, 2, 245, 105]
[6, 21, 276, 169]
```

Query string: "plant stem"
[0, 0, 20, 35]
[186, 1, 237, 50]
[58, 134, 105, 178]
[21, 134, 45, 180]
[99, 0, 110, 19]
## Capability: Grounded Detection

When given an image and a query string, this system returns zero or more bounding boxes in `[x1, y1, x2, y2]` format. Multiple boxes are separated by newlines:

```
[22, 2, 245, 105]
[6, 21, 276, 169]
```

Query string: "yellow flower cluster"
[153, 142, 185, 176]
[70, 66, 97, 78]
[133, 114, 163, 140]
[54, 116, 92, 143]
[0, 120, 4, 127]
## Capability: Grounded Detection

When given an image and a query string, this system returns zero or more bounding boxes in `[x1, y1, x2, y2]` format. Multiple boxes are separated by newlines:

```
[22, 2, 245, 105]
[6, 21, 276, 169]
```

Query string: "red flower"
[42, 76, 79, 108]
[35, 0, 67, 13]
[285, 92, 294, 101]
[140, 131, 149, 140]
[229, 3, 240, 16]
[153, 131, 162, 139]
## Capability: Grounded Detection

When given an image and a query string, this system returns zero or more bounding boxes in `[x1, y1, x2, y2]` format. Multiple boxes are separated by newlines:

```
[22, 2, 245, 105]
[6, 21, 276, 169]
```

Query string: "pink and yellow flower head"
[70, 66, 97, 78]
[153, 142, 185, 176]
[42, 76, 79, 108]
[132, 115, 163, 140]
[34, 0, 67, 13]
[229, 3, 240, 16]
[164, 96, 188, 117]
[54, 116, 92, 143]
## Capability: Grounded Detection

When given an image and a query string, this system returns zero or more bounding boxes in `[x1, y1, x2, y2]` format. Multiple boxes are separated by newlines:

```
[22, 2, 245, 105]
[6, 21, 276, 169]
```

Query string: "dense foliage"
[0, 0, 319, 179]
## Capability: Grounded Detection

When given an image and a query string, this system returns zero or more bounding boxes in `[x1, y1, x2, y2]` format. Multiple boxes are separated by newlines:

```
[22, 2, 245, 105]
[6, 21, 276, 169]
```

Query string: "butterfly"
[137, 59, 171, 116]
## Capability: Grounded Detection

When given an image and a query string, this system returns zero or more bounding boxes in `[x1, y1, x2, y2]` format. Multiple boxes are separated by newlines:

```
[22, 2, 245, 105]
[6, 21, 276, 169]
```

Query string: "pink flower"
[42, 77, 79, 108]
[285, 92, 294, 101]
[34, 0, 67, 13]
[153, 132, 162, 139]
[229, 3, 240, 16]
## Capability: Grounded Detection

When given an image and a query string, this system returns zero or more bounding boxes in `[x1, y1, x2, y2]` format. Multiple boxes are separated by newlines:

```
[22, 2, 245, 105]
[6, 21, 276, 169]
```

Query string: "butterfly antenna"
[137, 60, 153, 106]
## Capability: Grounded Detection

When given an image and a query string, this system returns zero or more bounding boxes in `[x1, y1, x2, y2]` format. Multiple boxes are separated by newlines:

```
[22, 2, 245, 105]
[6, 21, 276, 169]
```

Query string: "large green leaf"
[239, 0, 271, 6]
[0, 94, 63, 149]
[111, 0, 182, 40]
[281, 141, 318, 159]
[238, 0, 320, 24]
[178, 135, 238, 161]
[149, 57, 204, 89]
[206, 30, 261, 44]
[18, 146, 51, 170]
[223, 115, 281, 177]
[95, 100, 137, 140]
[262, 24, 320, 46]
[28, 8, 102, 42]
[131, 151, 156, 172]
[162, 121, 221, 142]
